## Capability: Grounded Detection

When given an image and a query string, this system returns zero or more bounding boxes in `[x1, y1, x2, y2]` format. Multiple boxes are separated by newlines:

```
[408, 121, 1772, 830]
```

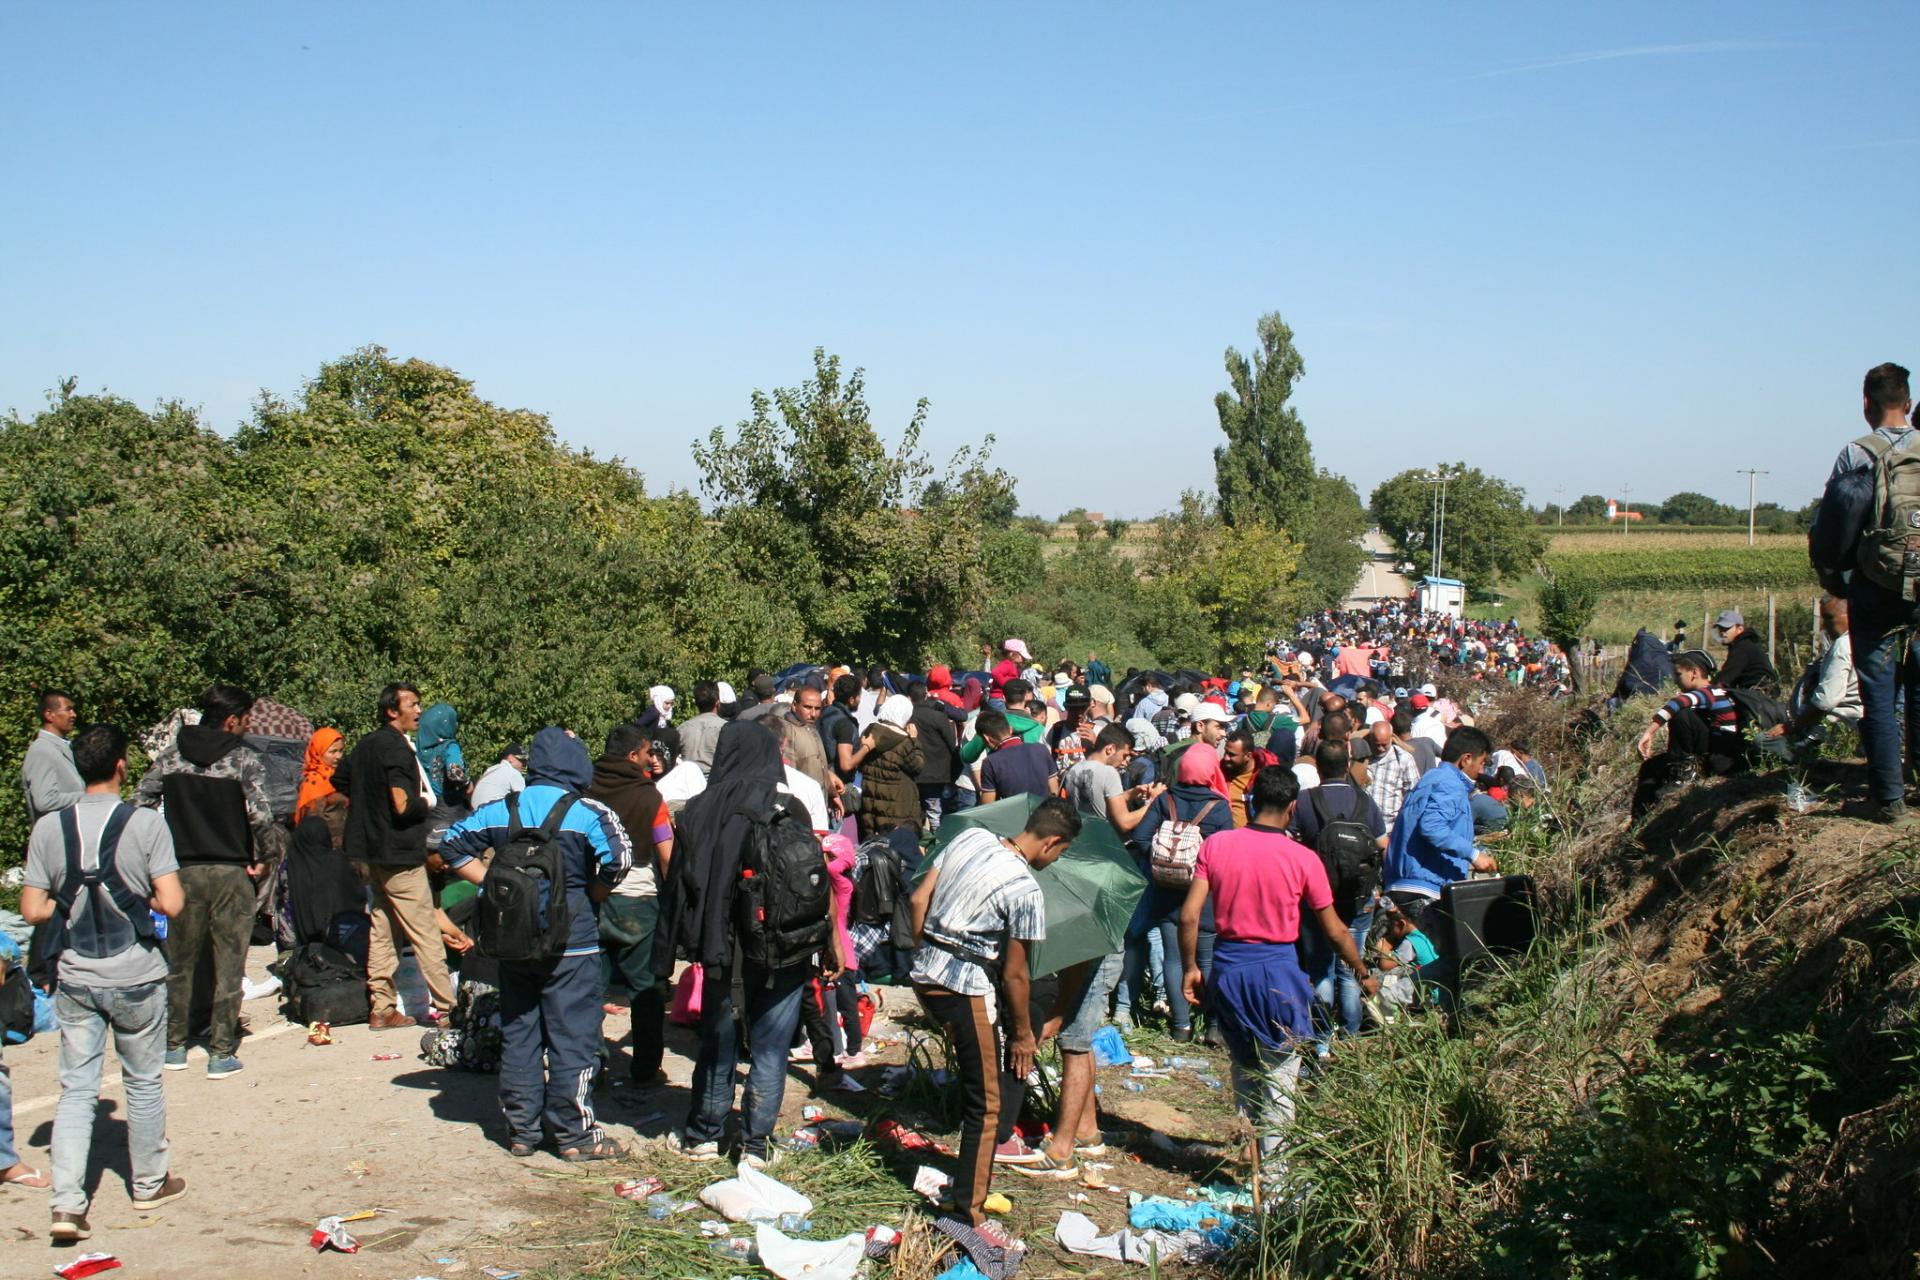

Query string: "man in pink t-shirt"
[1178, 766, 1377, 1155]
[1333, 644, 1375, 679]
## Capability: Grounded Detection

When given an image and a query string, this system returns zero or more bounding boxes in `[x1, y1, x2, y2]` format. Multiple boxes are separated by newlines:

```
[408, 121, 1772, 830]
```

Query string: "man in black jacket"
[1811, 361, 1919, 822]
[342, 683, 454, 1029]
[908, 680, 964, 831]
[137, 684, 276, 1079]
[1710, 609, 1778, 696]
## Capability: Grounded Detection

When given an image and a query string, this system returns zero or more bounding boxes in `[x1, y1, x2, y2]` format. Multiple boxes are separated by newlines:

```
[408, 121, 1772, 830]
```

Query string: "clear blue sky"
[4, 4, 1914, 518]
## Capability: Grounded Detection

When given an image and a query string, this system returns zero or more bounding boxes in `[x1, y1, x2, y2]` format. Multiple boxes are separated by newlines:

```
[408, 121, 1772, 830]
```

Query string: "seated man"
[1768, 595, 1861, 752]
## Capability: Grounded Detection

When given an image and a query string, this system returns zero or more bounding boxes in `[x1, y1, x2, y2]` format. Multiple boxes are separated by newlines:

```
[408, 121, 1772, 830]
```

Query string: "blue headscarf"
[416, 702, 464, 792]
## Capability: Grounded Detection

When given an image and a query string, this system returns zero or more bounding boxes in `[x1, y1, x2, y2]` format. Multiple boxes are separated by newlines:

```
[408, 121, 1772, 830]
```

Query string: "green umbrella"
[919, 795, 1149, 978]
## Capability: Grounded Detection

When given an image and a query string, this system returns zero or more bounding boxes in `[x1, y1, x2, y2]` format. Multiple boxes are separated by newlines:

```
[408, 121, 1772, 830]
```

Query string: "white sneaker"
[740, 1151, 780, 1172]
[835, 1052, 869, 1070]
[667, 1132, 721, 1162]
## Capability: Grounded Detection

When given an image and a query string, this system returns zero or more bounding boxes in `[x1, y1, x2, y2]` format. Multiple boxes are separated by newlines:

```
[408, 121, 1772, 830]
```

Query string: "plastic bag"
[698, 1161, 813, 1223]
[670, 963, 704, 1026]
[754, 1224, 866, 1280]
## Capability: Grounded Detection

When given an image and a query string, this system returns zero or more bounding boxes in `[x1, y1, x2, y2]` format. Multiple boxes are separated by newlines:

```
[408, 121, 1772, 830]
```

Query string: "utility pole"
[1619, 484, 1633, 536]
[1736, 468, 1769, 546]
[1554, 485, 1566, 528]
[1421, 467, 1446, 578]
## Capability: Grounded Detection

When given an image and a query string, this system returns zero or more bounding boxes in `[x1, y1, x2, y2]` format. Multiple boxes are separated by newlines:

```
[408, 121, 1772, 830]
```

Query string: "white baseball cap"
[1190, 702, 1231, 725]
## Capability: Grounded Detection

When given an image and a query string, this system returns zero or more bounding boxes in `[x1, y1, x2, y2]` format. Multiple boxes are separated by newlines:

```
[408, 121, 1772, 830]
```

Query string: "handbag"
[669, 962, 705, 1026]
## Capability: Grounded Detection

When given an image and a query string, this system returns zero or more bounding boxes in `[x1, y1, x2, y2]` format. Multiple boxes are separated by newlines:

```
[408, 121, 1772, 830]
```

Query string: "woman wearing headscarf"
[637, 685, 676, 732]
[296, 726, 345, 825]
[415, 702, 471, 852]
[1120, 742, 1233, 1043]
[657, 720, 830, 1166]
[857, 695, 924, 837]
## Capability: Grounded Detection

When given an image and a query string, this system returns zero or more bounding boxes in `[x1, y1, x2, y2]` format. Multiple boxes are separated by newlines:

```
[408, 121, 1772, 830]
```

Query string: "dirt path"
[0, 944, 686, 1279]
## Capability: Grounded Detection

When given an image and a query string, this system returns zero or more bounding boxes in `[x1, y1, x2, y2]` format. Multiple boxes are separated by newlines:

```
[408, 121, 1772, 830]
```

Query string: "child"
[1632, 650, 1742, 816]
[1373, 909, 1440, 1012]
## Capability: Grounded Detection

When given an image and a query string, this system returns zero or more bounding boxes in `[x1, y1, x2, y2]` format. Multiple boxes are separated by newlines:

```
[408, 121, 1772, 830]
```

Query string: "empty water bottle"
[1169, 1055, 1209, 1070]
[778, 1213, 812, 1233]
[1197, 1074, 1224, 1090]
[1123, 1080, 1145, 1092]
[647, 1192, 676, 1220]
[710, 1238, 755, 1262]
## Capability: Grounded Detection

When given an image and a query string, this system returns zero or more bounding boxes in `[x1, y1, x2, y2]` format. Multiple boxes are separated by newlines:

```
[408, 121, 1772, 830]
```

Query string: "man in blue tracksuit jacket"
[442, 728, 633, 1162]
[1382, 724, 1495, 931]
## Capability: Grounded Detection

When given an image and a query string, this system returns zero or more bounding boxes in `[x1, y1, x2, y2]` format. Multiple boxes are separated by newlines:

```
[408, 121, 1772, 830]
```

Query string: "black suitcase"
[1432, 875, 1537, 965]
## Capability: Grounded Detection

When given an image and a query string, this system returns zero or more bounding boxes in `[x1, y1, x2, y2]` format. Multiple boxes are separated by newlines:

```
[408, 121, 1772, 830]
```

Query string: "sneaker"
[1009, 1149, 1080, 1179]
[1875, 799, 1918, 826]
[789, 1045, 814, 1063]
[132, 1175, 188, 1211]
[740, 1150, 780, 1172]
[205, 1055, 245, 1080]
[992, 1135, 1043, 1166]
[1073, 1133, 1107, 1157]
[835, 1052, 870, 1071]
[49, 1212, 90, 1242]
[163, 1047, 189, 1071]
[1170, 1025, 1194, 1044]
[666, 1132, 721, 1162]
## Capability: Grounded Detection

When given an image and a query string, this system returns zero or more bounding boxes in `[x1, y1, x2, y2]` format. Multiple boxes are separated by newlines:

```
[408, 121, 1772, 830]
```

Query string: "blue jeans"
[498, 951, 605, 1150]
[1848, 582, 1920, 804]
[54, 980, 171, 1213]
[0, 1039, 16, 1172]
[684, 964, 808, 1158]
[1296, 912, 1373, 1040]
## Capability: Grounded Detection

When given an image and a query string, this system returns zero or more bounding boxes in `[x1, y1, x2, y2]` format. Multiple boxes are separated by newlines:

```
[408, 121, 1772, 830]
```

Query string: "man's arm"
[238, 753, 278, 860]
[1178, 877, 1208, 1007]
[149, 871, 184, 918]
[134, 748, 171, 808]
[18, 886, 51, 926]
[908, 863, 941, 945]
[1002, 936, 1036, 1079]
[1105, 784, 1161, 833]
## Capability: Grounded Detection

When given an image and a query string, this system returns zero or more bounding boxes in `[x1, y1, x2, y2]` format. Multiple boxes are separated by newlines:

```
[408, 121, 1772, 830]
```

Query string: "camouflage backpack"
[1854, 431, 1920, 600]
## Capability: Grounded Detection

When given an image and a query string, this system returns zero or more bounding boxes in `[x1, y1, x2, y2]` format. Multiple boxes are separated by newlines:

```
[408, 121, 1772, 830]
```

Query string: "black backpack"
[853, 836, 915, 951]
[477, 791, 579, 966]
[733, 799, 832, 975]
[45, 805, 156, 967]
[1309, 787, 1379, 921]
[281, 941, 370, 1026]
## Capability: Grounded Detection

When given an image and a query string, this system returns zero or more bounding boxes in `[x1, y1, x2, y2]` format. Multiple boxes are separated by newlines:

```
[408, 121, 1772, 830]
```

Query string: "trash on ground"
[1186, 1184, 1255, 1208]
[754, 1223, 866, 1280]
[912, 1164, 953, 1203]
[933, 1260, 991, 1280]
[480, 1269, 521, 1280]
[699, 1220, 730, 1237]
[1090, 1025, 1132, 1067]
[864, 1224, 901, 1256]
[309, 1216, 360, 1253]
[983, 1191, 1012, 1215]
[699, 1161, 813, 1223]
[800, 1104, 825, 1122]
[784, 1127, 821, 1150]
[54, 1256, 123, 1280]
[306, 1021, 334, 1045]
[1055, 1209, 1191, 1264]
[647, 1192, 677, 1219]
[371, 1052, 402, 1061]
[1068, 1192, 1090, 1203]
[875, 1118, 954, 1155]
[613, 1176, 665, 1202]
[708, 1237, 756, 1262]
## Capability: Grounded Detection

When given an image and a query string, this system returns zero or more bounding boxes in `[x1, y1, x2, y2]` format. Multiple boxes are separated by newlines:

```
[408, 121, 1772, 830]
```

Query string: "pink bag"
[669, 964, 704, 1027]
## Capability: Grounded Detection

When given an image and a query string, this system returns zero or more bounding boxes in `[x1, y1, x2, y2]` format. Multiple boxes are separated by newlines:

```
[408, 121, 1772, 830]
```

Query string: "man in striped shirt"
[1633, 652, 1744, 812]
[1363, 720, 1420, 831]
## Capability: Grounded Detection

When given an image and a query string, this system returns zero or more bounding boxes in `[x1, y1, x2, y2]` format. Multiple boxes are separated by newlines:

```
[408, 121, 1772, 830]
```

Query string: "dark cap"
[503, 742, 528, 760]
[1064, 684, 1091, 708]
[750, 673, 777, 699]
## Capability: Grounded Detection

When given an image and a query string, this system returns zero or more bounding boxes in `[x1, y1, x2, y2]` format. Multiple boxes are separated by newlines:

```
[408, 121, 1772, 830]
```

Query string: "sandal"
[1, 1165, 50, 1190]
[560, 1138, 629, 1163]
[508, 1141, 541, 1158]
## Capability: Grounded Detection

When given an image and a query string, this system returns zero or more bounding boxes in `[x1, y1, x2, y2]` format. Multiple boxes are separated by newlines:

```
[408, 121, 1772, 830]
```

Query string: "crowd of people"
[1, 608, 1564, 1253]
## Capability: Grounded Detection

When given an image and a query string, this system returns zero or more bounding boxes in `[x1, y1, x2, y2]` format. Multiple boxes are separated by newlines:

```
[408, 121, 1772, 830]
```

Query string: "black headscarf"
[653, 719, 784, 975]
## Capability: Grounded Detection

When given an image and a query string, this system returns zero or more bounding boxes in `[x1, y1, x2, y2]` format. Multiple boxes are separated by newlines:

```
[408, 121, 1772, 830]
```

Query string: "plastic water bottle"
[710, 1239, 755, 1262]
[778, 1213, 812, 1233]
[647, 1192, 675, 1220]
[1169, 1055, 1208, 1070]
[1124, 1080, 1145, 1092]
[1197, 1074, 1224, 1090]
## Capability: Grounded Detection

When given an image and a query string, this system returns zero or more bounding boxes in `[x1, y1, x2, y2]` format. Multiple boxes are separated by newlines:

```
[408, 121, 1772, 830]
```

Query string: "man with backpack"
[1811, 361, 1919, 823]
[588, 723, 674, 1088]
[658, 720, 838, 1168]
[439, 727, 634, 1161]
[1290, 739, 1387, 1041]
[136, 683, 275, 1079]
[21, 725, 188, 1240]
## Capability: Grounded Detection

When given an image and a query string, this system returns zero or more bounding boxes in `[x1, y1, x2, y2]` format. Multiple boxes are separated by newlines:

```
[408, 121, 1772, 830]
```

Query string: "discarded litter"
[613, 1176, 665, 1202]
[1123, 1080, 1144, 1092]
[1197, 1074, 1223, 1090]
[875, 1118, 954, 1155]
[754, 1223, 867, 1280]
[307, 1021, 334, 1046]
[1167, 1055, 1208, 1070]
[480, 1269, 521, 1280]
[983, 1192, 1012, 1215]
[1055, 1209, 1192, 1264]
[800, 1104, 825, 1122]
[647, 1192, 677, 1219]
[1090, 1025, 1132, 1067]
[912, 1164, 954, 1203]
[777, 1212, 811, 1233]
[708, 1237, 756, 1262]
[309, 1215, 360, 1253]
[699, 1220, 730, 1237]
[371, 1052, 402, 1062]
[784, 1127, 821, 1151]
[933, 1256, 992, 1280]
[54, 1256, 123, 1280]
[865, 1224, 901, 1255]
[699, 1161, 813, 1223]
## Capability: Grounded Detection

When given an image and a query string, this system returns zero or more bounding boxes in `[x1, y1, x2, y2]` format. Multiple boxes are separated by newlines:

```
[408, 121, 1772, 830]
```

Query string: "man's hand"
[441, 924, 474, 954]
[1635, 727, 1657, 761]
[1472, 853, 1499, 874]
[907, 722, 919, 739]
[1183, 968, 1206, 1010]
[1008, 1031, 1038, 1080]
[1038, 1014, 1063, 1044]
[1360, 975, 1382, 997]
[246, 862, 265, 881]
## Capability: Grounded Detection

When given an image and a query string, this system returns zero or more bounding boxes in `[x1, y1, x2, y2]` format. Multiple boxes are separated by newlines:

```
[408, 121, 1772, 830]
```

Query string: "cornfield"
[1545, 546, 1815, 592]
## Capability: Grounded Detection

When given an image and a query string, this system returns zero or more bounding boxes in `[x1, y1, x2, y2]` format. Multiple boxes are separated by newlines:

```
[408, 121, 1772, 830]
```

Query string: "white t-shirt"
[656, 760, 708, 807]
[1292, 761, 1321, 791]
[468, 759, 525, 810]
[782, 766, 830, 833]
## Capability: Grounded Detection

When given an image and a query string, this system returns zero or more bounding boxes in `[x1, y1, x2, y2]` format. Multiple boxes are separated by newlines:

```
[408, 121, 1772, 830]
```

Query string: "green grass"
[1474, 573, 1822, 650]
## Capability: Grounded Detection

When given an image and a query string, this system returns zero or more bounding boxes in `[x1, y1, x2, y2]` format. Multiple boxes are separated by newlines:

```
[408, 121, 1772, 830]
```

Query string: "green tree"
[1537, 576, 1599, 691]
[1103, 517, 1129, 543]
[1370, 465, 1546, 595]
[1213, 312, 1314, 534]
[1659, 491, 1737, 525]
[1074, 517, 1097, 544]
[1565, 493, 1610, 523]
[1296, 470, 1369, 611]
[693, 347, 1004, 666]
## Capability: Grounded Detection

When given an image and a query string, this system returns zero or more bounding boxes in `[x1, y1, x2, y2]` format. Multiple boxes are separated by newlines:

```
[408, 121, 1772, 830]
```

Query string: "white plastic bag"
[754, 1224, 866, 1280]
[699, 1162, 815, 1223]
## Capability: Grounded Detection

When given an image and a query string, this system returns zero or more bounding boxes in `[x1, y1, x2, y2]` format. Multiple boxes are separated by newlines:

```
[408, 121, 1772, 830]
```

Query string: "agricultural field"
[1545, 529, 1804, 553]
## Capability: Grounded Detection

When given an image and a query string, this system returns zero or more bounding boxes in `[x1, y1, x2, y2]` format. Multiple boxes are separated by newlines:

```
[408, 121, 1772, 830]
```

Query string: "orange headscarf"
[295, 727, 344, 824]
[1177, 741, 1232, 800]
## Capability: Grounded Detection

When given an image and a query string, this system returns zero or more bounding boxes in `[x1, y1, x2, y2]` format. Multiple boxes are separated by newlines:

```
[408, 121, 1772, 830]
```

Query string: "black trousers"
[798, 971, 863, 1062]
[914, 983, 1022, 1226]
